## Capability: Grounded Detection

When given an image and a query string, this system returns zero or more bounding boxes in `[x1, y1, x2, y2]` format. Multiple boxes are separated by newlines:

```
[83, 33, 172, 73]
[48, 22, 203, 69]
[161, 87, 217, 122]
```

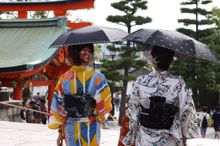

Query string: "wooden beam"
[0, 0, 94, 11]
[30, 80, 55, 87]
[0, 64, 47, 79]
[68, 21, 92, 30]
[1, 81, 12, 87]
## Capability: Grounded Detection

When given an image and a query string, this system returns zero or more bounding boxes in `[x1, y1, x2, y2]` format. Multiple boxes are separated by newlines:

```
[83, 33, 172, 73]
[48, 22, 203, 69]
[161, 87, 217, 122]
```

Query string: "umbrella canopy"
[124, 29, 218, 63]
[50, 26, 128, 48]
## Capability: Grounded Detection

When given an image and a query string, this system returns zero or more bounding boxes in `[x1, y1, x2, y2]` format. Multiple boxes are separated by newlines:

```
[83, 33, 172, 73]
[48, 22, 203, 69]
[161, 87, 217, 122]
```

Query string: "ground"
[0, 120, 220, 146]
[0, 120, 119, 146]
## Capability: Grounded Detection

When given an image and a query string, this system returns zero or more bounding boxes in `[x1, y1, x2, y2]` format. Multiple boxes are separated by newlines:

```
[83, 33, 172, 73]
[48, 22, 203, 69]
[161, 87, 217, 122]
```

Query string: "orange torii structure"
[0, 0, 94, 29]
[0, 0, 94, 110]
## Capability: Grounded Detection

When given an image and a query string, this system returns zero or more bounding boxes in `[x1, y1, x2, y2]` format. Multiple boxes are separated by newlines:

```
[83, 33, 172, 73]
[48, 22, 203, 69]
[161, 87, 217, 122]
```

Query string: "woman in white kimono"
[123, 46, 198, 146]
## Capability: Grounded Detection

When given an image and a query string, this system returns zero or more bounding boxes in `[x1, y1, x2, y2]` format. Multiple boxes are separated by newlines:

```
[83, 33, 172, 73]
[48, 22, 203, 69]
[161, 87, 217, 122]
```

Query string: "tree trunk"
[118, 40, 131, 125]
[110, 91, 115, 117]
[127, 25, 131, 34]
[192, 0, 199, 107]
[191, 62, 199, 107]
[195, 0, 199, 40]
[118, 65, 129, 125]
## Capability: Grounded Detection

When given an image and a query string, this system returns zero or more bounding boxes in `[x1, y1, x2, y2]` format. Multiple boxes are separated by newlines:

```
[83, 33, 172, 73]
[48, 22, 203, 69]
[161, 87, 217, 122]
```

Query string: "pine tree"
[105, 0, 152, 124]
[173, 0, 215, 107]
[178, 0, 214, 39]
[202, 8, 220, 107]
[101, 46, 123, 117]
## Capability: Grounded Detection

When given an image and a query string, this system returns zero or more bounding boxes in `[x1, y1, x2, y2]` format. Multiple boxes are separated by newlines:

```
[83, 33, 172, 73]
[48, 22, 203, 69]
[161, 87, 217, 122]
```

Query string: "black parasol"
[124, 29, 218, 63]
[50, 25, 127, 48]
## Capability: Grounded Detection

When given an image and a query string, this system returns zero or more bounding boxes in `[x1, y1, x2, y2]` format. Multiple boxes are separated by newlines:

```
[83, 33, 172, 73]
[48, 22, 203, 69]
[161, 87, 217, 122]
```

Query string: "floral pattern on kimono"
[123, 70, 198, 146]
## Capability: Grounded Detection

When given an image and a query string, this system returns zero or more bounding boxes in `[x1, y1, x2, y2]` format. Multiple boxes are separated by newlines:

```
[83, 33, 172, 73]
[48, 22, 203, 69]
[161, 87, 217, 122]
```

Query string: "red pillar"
[48, 80, 56, 112]
[13, 80, 22, 100]
[18, 11, 27, 19]
[54, 10, 67, 17]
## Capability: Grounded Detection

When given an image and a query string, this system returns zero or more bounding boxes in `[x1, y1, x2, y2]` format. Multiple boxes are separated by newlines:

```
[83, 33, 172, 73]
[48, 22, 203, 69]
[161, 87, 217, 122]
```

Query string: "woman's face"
[79, 47, 94, 65]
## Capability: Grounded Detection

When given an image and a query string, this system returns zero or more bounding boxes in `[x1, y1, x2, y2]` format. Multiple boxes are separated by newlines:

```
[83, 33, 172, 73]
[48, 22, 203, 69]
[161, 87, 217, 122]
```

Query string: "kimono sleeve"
[93, 72, 112, 122]
[178, 80, 199, 139]
[48, 76, 65, 130]
[122, 77, 141, 145]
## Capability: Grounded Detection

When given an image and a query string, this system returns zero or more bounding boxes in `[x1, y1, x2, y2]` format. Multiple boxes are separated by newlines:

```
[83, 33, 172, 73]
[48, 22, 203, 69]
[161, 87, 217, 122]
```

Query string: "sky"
[1, 0, 219, 31]
[68, 0, 220, 32]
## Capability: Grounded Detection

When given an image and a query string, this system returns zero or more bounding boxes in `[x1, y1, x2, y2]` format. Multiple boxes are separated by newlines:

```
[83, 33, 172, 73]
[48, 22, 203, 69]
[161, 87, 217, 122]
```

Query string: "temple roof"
[0, 0, 81, 5]
[0, 17, 68, 73]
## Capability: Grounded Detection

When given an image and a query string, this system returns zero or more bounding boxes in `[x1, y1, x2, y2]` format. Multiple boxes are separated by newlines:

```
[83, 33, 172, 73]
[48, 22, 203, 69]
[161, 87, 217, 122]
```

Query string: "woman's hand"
[57, 132, 63, 146]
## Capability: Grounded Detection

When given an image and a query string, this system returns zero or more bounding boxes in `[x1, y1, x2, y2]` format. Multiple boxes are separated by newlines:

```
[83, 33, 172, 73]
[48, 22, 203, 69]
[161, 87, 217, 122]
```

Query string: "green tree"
[178, 0, 214, 39]
[203, 7, 220, 108]
[105, 0, 152, 124]
[173, 0, 216, 107]
[101, 46, 123, 117]
[94, 44, 103, 61]
[210, 7, 220, 29]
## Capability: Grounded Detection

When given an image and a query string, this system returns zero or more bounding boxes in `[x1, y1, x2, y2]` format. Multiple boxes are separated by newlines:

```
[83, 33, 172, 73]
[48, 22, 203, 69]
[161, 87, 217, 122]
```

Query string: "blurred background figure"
[212, 107, 220, 139]
[114, 95, 120, 112]
[199, 106, 209, 138]
[39, 97, 48, 124]
[33, 92, 41, 101]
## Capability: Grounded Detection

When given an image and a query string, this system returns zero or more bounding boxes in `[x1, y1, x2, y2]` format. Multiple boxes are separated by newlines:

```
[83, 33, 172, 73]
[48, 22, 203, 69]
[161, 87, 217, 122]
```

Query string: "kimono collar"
[153, 69, 168, 78]
[70, 65, 88, 72]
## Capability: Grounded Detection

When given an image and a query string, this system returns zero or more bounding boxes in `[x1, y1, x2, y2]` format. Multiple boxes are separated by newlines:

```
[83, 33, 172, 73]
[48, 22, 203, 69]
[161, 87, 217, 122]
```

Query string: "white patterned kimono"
[123, 70, 199, 146]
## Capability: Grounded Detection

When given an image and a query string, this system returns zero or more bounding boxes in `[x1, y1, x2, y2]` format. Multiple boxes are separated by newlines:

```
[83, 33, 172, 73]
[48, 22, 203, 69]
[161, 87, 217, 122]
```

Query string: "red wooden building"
[0, 0, 94, 109]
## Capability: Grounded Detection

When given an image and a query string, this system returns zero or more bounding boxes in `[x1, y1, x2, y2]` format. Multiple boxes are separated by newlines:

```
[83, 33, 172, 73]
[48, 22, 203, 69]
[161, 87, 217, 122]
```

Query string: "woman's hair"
[151, 46, 175, 71]
[202, 106, 207, 112]
[68, 44, 94, 65]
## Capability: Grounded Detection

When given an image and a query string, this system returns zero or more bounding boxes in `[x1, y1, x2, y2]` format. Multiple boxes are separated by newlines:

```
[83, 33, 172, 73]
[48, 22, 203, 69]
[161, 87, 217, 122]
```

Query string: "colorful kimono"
[123, 70, 199, 146]
[48, 65, 112, 146]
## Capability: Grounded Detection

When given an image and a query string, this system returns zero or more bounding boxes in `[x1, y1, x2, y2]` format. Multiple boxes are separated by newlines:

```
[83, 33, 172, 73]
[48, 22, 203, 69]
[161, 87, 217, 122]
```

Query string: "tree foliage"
[107, 0, 152, 33]
[104, 0, 152, 124]
[174, 0, 219, 108]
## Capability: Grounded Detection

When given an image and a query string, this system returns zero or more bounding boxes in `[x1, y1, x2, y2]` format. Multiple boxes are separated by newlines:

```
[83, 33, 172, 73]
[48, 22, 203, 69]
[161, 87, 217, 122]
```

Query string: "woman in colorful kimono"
[123, 46, 198, 146]
[48, 44, 112, 146]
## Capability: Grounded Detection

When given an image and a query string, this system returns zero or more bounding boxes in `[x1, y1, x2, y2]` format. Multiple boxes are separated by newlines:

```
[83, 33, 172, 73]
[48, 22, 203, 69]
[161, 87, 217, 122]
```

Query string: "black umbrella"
[124, 29, 218, 63]
[50, 26, 128, 48]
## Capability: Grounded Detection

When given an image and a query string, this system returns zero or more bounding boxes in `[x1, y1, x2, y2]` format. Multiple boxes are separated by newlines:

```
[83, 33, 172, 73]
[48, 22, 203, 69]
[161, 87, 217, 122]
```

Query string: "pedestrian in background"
[199, 106, 209, 138]
[212, 107, 220, 139]
[114, 96, 120, 111]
